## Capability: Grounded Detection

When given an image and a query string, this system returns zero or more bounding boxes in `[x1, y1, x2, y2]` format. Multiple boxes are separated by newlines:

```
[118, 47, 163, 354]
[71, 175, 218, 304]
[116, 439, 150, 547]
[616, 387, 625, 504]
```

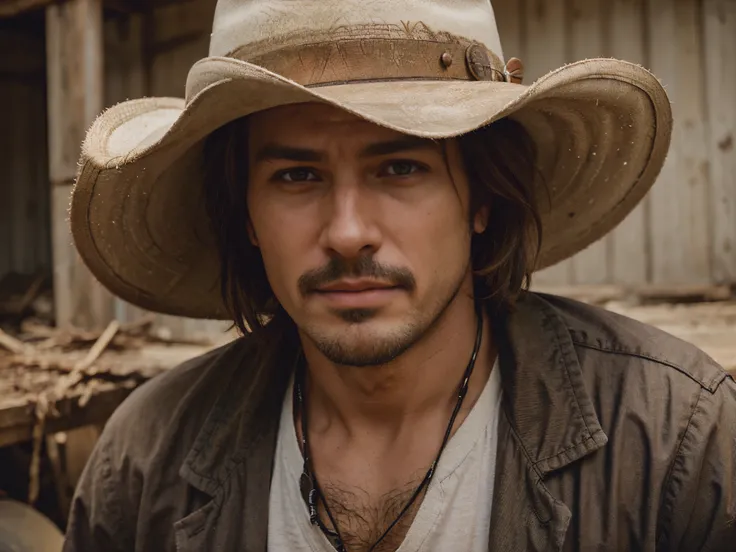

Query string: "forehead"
[248, 102, 410, 145]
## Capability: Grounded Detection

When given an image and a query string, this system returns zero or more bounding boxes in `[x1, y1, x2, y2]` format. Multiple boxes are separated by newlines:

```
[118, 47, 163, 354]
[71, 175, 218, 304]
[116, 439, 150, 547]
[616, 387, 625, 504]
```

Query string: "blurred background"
[0, 0, 733, 547]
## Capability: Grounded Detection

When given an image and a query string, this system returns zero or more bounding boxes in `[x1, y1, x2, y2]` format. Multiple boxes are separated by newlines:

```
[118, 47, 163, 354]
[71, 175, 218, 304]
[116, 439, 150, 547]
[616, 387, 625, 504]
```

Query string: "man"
[64, 0, 736, 551]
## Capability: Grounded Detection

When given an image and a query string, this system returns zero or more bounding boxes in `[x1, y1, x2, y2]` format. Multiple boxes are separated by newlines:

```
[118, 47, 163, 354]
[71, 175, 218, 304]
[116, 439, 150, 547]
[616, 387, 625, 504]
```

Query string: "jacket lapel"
[174, 335, 292, 552]
[489, 416, 573, 551]
[488, 293, 609, 551]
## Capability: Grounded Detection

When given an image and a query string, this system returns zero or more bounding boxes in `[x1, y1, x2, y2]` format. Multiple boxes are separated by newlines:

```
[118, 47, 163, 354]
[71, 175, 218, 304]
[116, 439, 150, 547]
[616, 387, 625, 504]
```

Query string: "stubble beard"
[303, 270, 470, 368]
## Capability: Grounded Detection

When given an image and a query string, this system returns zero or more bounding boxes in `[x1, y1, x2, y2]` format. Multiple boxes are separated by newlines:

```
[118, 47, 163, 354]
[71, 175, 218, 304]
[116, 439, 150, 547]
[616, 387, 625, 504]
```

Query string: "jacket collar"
[486, 291, 609, 551]
[497, 291, 608, 475]
[178, 334, 291, 497]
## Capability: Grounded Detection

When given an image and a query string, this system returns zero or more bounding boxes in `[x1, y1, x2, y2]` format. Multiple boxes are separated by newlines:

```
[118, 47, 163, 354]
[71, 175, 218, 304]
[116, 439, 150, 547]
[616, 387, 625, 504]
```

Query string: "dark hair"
[203, 115, 542, 337]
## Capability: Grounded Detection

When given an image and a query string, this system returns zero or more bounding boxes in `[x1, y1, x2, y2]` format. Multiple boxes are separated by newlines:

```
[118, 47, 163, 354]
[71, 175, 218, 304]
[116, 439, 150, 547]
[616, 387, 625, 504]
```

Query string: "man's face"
[247, 103, 484, 366]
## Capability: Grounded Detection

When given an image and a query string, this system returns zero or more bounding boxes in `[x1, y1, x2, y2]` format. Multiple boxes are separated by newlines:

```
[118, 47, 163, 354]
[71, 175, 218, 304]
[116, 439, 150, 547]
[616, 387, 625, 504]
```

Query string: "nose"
[318, 176, 382, 259]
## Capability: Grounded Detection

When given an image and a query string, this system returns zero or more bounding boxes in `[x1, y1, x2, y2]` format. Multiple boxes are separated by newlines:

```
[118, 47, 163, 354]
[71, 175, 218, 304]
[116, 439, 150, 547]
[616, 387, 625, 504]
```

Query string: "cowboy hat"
[71, 0, 673, 319]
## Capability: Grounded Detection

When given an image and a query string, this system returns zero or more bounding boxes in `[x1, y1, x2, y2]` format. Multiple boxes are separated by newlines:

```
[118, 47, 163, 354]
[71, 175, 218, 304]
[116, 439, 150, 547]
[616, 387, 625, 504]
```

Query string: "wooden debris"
[28, 321, 118, 505]
[73, 320, 120, 374]
[28, 393, 49, 505]
[19, 314, 208, 351]
[3, 315, 213, 381]
[0, 328, 27, 354]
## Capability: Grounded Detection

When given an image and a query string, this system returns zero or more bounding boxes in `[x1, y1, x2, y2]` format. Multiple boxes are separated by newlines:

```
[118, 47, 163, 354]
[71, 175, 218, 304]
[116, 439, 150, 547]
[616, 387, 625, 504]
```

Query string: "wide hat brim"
[71, 56, 672, 319]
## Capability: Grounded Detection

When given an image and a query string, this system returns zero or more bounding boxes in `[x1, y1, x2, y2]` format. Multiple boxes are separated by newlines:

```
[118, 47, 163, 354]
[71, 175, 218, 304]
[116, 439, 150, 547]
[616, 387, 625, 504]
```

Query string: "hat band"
[229, 37, 506, 87]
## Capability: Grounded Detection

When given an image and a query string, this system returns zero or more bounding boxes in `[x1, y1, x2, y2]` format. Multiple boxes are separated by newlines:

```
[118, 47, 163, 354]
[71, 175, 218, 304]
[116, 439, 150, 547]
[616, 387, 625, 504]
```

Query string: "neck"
[299, 289, 496, 437]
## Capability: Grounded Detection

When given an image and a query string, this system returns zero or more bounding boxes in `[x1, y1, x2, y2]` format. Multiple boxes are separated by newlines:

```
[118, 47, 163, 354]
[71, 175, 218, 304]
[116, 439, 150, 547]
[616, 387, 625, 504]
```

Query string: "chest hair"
[318, 476, 429, 552]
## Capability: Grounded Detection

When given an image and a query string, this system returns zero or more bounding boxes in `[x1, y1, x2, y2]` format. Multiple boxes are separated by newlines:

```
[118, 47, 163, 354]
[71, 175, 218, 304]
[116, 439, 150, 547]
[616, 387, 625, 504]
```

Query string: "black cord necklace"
[295, 308, 484, 552]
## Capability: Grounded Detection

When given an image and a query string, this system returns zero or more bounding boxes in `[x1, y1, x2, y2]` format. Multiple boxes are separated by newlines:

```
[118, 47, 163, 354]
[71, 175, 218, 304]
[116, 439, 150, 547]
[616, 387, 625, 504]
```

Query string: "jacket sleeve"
[660, 374, 736, 552]
[62, 433, 134, 552]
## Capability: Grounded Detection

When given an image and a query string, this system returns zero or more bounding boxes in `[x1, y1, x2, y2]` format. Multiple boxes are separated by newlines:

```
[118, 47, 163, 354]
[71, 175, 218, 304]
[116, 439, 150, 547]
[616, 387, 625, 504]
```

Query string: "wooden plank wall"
[0, 22, 50, 280]
[47, 0, 118, 330]
[704, 0, 736, 284]
[147, 0, 214, 98]
[495, 0, 736, 287]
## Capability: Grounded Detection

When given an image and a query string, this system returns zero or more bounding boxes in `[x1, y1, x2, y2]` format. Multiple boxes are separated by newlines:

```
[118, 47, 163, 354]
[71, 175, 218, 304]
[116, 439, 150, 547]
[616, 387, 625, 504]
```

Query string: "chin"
[305, 318, 423, 367]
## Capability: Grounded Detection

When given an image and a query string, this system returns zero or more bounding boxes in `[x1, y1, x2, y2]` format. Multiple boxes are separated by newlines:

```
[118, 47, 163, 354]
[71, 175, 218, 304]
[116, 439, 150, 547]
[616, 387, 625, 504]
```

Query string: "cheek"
[249, 201, 318, 300]
[386, 192, 471, 286]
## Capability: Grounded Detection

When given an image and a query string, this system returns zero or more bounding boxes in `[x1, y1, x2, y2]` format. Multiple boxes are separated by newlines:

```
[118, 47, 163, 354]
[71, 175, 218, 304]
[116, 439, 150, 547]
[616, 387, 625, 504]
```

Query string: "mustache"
[298, 256, 416, 296]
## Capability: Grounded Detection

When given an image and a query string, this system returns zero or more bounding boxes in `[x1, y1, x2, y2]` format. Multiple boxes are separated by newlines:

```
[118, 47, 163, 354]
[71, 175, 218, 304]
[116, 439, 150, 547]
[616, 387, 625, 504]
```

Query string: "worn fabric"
[62, 292, 736, 552]
[267, 365, 503, 551]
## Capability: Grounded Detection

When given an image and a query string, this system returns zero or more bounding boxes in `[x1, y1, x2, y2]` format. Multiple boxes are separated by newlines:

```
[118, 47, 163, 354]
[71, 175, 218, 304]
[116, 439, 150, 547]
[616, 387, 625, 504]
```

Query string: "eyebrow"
[253, 137, 440, 164]
[359, 137, 440, 158]
[254, 145, 324, 163]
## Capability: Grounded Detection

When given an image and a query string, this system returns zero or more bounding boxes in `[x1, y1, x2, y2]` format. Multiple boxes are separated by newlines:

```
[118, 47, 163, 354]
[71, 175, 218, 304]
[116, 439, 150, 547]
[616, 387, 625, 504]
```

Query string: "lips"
[315, 279, 398, 293]
[312, 280, 402, 309]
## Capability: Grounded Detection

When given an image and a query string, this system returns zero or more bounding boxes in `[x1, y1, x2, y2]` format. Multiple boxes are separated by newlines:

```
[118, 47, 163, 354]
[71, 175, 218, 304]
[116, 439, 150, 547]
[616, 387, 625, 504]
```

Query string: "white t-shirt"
[267, 365, 503, 552]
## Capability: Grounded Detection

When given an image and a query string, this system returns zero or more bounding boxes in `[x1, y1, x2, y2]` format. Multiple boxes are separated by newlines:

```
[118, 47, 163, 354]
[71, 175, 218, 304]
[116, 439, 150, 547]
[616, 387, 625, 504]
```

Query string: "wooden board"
[493, 0, 524, 62]
[0, 27, 49, 280]
[46, 0, 116, 330]
[567, 0, 609, 285]
[607, 0, 650, 285]
[150, 0, 215, 50]
[647, 0, 711, 285]
[104, 12, 146, 106]
[703, 0, 736, 284]
[523, 0, 574, 286]
[0, 381, 137, 448]
[148, 34, 210, 97]
[0, 342, 214, 448]
[0, 0, 49, 17]
[0, 66, 11, 277]
[0, 0, 186, 18]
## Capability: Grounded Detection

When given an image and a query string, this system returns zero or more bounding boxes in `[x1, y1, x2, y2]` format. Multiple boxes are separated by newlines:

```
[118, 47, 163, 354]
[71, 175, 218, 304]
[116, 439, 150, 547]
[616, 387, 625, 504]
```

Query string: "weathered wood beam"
[0, 0, 50, 18]
[0, 383, 137, 448]
[0, 0, 183, 19]
[104, 0, 146, 14]
[46, 0, 116, 329]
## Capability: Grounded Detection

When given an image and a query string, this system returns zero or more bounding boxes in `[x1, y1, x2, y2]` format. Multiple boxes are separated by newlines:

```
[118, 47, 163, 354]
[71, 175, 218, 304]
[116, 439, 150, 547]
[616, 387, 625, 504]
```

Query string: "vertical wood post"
[46, 0, 115, 329]
[703, 0, 736, 285]
[647, 0, 711, 285]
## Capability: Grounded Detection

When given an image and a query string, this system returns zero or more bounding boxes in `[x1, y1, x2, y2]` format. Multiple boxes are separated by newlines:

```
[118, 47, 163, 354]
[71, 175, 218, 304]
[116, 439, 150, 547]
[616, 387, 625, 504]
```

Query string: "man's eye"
[383, 161, 425, 177]
[276, 168, 318, 182]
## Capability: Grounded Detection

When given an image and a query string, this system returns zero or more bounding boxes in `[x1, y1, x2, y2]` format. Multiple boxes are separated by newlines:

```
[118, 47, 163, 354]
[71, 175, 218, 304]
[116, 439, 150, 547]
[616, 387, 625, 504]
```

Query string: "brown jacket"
[63, 293, 736, 551]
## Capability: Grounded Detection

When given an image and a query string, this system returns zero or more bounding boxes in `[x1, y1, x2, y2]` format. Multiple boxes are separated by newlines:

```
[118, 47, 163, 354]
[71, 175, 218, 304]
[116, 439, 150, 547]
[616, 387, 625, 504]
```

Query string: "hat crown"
[209, 0, 505, 61]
